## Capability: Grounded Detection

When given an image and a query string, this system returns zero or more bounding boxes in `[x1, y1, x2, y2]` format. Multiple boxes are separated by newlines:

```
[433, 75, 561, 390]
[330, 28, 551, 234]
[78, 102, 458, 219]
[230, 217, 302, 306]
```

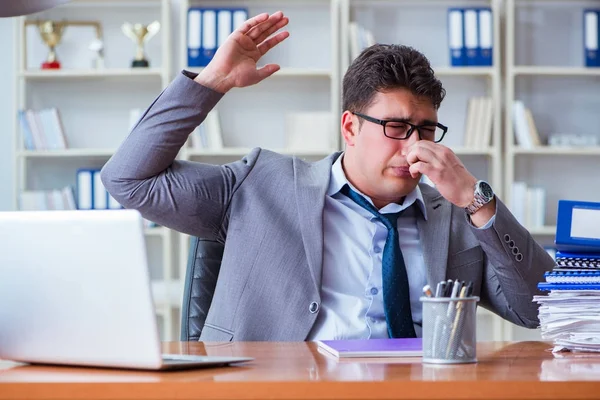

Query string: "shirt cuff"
[467, 212, 496, 230]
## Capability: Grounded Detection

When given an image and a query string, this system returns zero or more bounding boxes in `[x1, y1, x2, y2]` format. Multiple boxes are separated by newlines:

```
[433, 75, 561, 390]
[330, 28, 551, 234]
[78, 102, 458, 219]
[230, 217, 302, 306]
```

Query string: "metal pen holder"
[420, 296, 479, 364]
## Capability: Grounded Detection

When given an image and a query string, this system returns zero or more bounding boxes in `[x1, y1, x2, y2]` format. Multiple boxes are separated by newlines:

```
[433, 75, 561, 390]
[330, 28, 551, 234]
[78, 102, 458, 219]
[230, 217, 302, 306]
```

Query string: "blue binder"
[463, 8, 478, 66]
[538, 282, 600, 291]
[545, 270, 600, 280]
[76, 169, 94, 210]
[448, 8, 465, 66]
[187, 7, 248, 68]
[583, 10, 599, 67]
[477, 7, 493, 66]
[555, 200, 600, 253]
[555, 250, 600, 268]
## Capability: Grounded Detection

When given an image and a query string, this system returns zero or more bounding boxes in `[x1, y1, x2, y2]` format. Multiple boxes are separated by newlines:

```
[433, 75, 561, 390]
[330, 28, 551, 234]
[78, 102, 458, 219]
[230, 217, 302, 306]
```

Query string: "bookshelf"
[504, 0, 600, 342]
[12, 0, 180, 340]
[11, 0, 583, 343]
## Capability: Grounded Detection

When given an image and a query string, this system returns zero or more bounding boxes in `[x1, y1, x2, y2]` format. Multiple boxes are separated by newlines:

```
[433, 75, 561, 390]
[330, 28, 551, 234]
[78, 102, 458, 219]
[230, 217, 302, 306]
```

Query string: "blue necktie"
[341, 185, 416, 338]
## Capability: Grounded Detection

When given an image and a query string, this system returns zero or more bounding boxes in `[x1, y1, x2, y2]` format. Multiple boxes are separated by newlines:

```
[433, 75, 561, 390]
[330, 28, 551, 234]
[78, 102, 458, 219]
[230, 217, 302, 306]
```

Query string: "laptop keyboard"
[162, 354, 207, 362]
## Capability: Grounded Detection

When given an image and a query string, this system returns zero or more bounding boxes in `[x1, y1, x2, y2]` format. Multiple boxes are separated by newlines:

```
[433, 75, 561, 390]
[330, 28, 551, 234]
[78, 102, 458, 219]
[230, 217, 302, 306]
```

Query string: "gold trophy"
[121, 21, 160, 68]
[37, 20, 67, 69]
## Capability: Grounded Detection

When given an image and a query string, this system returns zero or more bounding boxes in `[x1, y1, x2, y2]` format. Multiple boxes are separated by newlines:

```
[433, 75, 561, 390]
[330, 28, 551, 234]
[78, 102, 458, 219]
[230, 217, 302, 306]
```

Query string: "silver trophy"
[121, 20, 160, 68]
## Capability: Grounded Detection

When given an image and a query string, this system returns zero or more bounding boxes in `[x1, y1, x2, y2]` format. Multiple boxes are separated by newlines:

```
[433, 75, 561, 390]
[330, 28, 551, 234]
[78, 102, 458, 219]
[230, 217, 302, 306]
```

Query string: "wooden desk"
[1, 341, 599, 400]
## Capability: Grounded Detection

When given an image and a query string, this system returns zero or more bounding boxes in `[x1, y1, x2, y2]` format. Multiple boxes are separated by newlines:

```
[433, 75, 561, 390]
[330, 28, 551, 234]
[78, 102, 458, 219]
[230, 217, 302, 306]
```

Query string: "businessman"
[102, 11, 554, 341]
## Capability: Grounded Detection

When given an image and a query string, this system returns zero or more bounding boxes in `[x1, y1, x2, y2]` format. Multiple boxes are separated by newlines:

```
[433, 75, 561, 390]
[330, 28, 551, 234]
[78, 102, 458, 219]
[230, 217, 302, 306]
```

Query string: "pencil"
[446, 285, 468, 359]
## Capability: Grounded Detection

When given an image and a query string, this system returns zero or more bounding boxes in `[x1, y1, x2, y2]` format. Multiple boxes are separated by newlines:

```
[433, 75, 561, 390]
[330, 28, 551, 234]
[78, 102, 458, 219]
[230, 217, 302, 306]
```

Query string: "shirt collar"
[328, 153, 428, 220]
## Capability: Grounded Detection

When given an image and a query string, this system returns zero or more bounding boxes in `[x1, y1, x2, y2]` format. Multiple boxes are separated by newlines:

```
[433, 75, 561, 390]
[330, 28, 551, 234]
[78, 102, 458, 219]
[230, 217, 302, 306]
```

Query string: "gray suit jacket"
[101, 71, 555, 341]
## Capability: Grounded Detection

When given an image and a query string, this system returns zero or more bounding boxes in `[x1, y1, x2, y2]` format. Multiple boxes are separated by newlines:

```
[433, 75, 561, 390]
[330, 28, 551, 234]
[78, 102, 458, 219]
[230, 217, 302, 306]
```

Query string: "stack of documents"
[534, 252, 600, 353]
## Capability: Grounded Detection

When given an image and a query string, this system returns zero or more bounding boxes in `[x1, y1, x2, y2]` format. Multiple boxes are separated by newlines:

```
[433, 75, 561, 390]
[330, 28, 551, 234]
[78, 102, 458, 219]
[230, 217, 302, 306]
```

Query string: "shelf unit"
[513, 66, 600, 76]
[12, 0, 179, 340]
[185, 66, 333, 78]
[10, 0, 586, 343]
[504, 0, 600, 342]
[18, 68, 165, 79]
[504, 0, 600, 239]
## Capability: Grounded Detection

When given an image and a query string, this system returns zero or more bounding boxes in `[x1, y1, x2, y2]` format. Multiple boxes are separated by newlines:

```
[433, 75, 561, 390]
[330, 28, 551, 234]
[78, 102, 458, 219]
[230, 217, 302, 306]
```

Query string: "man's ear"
[341, 111, 358, 147]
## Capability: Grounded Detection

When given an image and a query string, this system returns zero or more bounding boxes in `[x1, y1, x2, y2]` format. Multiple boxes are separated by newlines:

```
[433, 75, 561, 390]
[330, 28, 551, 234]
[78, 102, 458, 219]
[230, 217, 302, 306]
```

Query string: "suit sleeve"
[468, 198, 554, 328]
[101, 70, 258, 241]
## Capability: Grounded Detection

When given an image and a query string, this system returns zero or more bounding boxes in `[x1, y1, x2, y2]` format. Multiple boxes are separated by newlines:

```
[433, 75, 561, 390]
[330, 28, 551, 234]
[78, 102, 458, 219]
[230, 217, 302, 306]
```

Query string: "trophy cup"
[121, 21, 160, 68]
[88, 38, 105, 69]
[37, 20, 67, 69]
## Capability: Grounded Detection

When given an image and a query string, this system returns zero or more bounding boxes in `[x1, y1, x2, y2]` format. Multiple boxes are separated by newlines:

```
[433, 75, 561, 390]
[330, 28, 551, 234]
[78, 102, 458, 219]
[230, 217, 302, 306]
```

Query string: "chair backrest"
[180, 237, 224, 341]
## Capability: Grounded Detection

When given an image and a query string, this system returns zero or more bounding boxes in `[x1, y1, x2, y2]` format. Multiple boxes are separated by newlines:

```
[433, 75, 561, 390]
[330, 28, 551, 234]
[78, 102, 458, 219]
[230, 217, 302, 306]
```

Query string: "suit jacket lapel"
[293, 152, 341, 292]
[417, 183, 451, 287]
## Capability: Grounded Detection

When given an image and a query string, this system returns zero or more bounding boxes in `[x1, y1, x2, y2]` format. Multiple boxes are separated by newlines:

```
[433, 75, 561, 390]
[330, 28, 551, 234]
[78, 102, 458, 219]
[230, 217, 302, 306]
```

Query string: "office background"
[0, 0, 599, 341]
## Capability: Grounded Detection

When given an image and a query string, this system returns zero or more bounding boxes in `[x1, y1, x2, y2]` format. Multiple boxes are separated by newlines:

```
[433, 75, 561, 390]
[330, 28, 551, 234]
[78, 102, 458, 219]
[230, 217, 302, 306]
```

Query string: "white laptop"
[0, 209, 252, 370]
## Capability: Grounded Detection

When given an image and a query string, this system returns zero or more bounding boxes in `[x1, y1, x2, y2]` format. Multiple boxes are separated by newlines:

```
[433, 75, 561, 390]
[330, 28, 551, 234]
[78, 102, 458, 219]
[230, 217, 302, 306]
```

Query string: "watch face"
[479, 181, 494, 199]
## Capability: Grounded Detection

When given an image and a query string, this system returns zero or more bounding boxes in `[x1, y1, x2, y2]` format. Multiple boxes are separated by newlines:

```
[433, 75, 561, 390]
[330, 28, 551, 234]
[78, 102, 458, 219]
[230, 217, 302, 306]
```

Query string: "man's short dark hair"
[342, 44, 446, 114]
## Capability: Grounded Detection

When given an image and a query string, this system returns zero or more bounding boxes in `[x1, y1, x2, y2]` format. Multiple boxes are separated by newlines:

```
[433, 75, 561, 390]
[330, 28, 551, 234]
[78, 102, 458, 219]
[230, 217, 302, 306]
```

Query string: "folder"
[233, 9, 248, 30]
[317, 338, 422, 358]
[200, 9, 217, 67]
[478, 8, 493, 66]
[187, 8, 249, 68]
[584, 10, 599, 67]
[217, 9, 232, 47]
[555, 200, 600, 253]
[545, 271, 600, 284]
[187, 8, 202, 67]
[76, 169, 93, 210]
[448, 8, 465, 66]
[464, 8, 478, 66]
[538, 282, 600, 291]
[555, 250, 600, 269]
[108, 195, 122, 210]
[92, 170, 107, 210]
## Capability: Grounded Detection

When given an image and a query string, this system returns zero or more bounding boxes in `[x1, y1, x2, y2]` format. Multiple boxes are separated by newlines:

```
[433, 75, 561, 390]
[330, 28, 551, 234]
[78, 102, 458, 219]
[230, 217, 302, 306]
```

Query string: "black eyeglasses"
[353, 112, 448, 143]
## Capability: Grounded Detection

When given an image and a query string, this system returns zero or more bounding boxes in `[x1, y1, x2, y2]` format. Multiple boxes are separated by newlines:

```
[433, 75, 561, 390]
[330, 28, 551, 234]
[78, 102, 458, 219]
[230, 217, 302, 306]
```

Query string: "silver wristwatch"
[465, 180, 495, 215]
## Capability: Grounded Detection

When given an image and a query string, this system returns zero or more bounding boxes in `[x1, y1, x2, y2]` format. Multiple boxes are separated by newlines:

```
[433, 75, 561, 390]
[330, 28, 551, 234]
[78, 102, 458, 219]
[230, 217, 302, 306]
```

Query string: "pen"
[435, 281, 446, 298]
[465, 281, 474, 297]
[431, 280, 447, 357]
[447, 280, 461, 313]
[439, 280, 461, 358]
[422, 284, 433, 298]
[444, 279, 453, 297]
[446, 285, 469, 358]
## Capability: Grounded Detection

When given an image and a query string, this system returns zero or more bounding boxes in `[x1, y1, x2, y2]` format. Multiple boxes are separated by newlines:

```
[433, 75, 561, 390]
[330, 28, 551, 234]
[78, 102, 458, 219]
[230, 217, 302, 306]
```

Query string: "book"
[555, 251, 600, 269]
[538, 282, 600, 291]
[316, 338, 422, 358]
[545, 271, 600, 284]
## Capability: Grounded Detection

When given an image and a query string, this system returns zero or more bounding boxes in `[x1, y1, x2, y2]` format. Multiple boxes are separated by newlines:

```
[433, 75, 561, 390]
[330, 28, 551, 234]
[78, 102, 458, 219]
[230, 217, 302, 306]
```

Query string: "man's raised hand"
[194, 11, 289, 93]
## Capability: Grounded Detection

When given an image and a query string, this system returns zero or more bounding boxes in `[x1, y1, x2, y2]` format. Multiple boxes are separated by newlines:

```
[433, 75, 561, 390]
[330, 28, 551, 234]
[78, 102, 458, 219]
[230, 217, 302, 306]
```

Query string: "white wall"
[0, 17, 15, 211]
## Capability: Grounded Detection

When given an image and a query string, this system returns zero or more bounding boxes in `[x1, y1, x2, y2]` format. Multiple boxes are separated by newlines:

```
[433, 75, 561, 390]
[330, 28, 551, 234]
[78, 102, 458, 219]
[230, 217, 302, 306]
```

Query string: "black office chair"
[180, 237, 224, 341]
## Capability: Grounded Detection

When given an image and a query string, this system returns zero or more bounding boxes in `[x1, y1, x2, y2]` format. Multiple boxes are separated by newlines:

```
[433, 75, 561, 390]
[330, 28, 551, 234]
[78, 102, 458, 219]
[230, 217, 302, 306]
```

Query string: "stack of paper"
[534, 255, 600, 353]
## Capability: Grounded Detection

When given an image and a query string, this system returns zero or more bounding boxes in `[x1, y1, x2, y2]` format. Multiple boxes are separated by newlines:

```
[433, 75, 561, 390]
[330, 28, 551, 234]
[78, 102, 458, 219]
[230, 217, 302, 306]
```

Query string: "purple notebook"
[317, 338, 422, 358]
